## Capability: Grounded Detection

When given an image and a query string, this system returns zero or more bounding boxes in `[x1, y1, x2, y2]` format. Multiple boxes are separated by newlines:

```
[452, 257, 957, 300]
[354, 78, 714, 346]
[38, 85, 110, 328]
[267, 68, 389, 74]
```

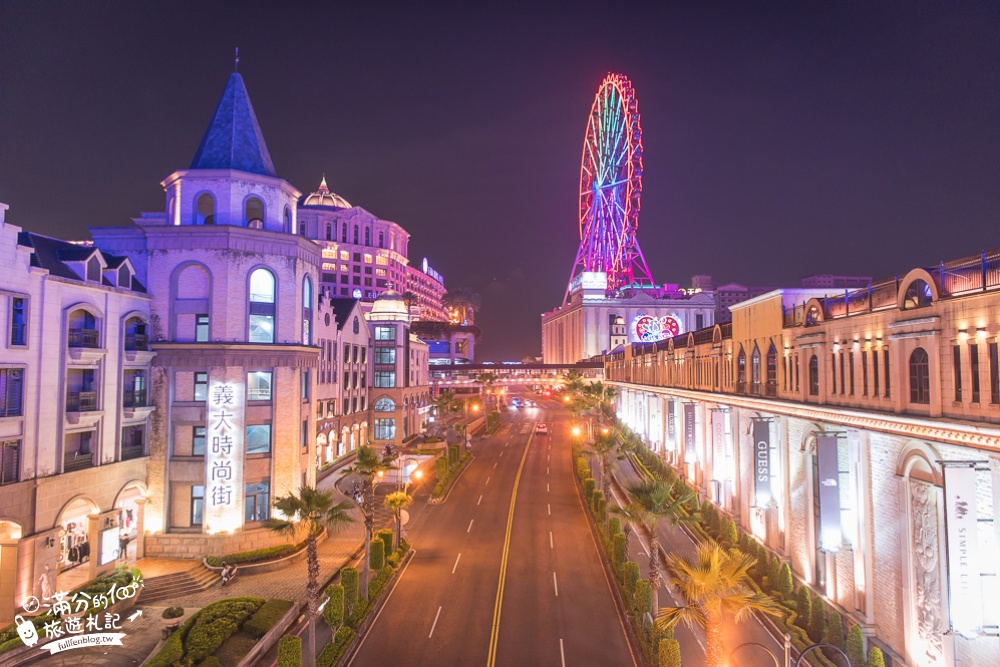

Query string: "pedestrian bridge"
[430, 361, 603, 390]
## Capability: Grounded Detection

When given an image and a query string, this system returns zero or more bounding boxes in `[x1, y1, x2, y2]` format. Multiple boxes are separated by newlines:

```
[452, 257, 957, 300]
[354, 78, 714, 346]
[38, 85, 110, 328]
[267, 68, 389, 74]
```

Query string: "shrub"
[143, 611, 198, 667]
[768, 556, 781, 593]
[387, 551, 401, 568]
[808, 591, 826, 643]
[341, 567, 359, 615]
[592, 489, 604, 514]
[824, 610, 846, 665]
[658, 638, 682, 667]
[347, 598, 368, 628]
[324, 585, 345, 631]
[448, 444, 459, 465]
[576, 457, 590, 481]
[609, 517, 622, 537]
[163, 606, 185, 619]
[376, 529, 394, 559]
[583, 477, 596, 500]
[198, 658, 222, 667]
[611, 533, 627, 575]
[180, 597, 265, 666]
[847, 624, 865, 667]
[721, 518, 738, 546]
[623, 561, 640, 598]
[276, 634, 301, 667]
[634, 579, 652, 617]
[244, 599, 294, 639]
[318, 626, 356, 667]
[368, 566, 395, 601]
[778, 563, 794, 599]
[435, 456, 449, 481]
[867, 647, 885, 667]
[796, 587, 812, 631]
[370, 539, 385, 571]
[206, 542, 302, 568]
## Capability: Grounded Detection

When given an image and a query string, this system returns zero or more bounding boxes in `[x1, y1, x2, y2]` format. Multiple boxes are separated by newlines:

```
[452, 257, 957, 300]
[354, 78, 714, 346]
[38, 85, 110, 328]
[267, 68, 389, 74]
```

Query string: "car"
[526, 400, 537, 407]
[534, 423, 548, 435]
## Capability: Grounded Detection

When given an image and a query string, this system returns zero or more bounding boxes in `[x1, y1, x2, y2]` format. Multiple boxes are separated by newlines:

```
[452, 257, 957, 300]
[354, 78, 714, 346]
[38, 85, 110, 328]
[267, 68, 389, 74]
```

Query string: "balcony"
[122, 390, 147, 409]
[735, 381, 746, 395]
[749, 382, 761, 397]
[66, 391, 98, 412]
[120, 443, 146, 461]
[68, 328, 99, 348]
[764, 381, 778, 398]
[124, 333, 149, 351]
[64, 451, 94, 472]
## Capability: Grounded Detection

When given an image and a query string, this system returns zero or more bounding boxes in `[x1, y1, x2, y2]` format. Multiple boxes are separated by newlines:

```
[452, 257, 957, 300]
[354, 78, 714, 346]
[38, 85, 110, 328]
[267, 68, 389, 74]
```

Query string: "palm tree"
[264, 487, 354, 667]
[658, 541, 781, 667]
[477, 372, 497, 407]
[402, 291, 418, 317]
[343, 446, 390, 599]
[441, 288, 481, 325]
[384, 490, 412, 551]
[435, 390, 455, 423]
[613, 479, 697, 616]
[587, 381, 619, 424]
[563, 369, 586, 394]
[590, 430, 628, 496]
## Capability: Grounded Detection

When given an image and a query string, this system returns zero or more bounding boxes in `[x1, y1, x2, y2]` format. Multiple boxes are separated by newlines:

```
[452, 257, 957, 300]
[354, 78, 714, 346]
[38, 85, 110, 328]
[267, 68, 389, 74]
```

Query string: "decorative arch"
[112, 480, 148, 507]
[194, 191, 216, 225]
[898, 269, 940, 310]
[896, 441, 943, 486]
[53, 495, 100, 530]
[374, 397, 395, 412]
[803, 298, 825, 326]
[244, 195, 265, 228]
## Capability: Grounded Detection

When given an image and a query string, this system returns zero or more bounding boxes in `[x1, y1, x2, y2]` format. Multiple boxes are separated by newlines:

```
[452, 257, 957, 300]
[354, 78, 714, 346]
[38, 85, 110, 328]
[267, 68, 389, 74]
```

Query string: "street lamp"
[572, 426, 582, 437]
[794, 643, 850, 667]
[729, 638, 789, 667]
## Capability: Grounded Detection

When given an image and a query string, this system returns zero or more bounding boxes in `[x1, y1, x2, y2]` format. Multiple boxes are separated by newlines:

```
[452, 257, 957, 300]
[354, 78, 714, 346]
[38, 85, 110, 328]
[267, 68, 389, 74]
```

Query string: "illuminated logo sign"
[632, 314, 681, 342]
[579, 272, 608, 290]
[206, 381, 244, 533]
[353, 289, 363, 299]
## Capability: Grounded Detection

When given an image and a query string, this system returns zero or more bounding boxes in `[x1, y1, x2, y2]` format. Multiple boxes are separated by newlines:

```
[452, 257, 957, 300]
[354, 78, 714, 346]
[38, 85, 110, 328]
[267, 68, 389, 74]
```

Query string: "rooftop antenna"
[234, 47, 240, 72]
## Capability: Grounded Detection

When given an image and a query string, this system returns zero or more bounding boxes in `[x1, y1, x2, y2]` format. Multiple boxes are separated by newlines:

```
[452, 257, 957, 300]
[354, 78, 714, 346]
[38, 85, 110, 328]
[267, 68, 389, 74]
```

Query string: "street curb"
[341, 548, 416, 666]
[428, 453, 475, 504]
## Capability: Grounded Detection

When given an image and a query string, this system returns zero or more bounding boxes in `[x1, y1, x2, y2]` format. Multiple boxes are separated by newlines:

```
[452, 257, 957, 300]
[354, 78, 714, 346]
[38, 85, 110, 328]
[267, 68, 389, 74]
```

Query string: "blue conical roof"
[190, 73, 276, 176]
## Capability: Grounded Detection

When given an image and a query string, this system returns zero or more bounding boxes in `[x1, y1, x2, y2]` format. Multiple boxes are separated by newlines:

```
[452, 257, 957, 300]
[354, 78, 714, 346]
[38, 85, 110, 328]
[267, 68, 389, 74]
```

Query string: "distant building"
[406, 258, 448, 322]
[411, 321, 479, 365]
[800, 273, 873, 289]
[713, 282, 775, 323]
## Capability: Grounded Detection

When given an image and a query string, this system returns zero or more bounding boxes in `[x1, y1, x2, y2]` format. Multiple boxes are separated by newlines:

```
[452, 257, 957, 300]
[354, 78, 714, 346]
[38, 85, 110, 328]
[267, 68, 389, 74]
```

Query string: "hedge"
[346, 598, 369, 628]
[276, 635, 301, 667]
[341, 567, 359, 615]
[368, 566, 395, 603]
[317, 626, 355, 667]
[243, 599, 293, 639]
[143, 611, 201, 667]
[174, 596, 265, 667]
[206, 541, 306, 568]
[583, 477, 596, 500]
[369, 539, 385, 571]
[634, 579, 652, 617]
[376, 529, 394, 559]
[324, 585, 344, 630]
[658, 638, 681, 667]
[623, 561, 641, 600]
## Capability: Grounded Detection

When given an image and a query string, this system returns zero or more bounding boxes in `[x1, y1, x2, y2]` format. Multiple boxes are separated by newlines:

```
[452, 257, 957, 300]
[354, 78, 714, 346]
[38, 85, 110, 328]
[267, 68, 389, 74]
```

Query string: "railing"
[764, 381, 777, 398]
[68, 328, 99, 348]
[66, 391, 98, 412]
[749, 382, 761, 396]
[720, 322, 733, 339]
[735, 381, 746, 395]
[124, 333, 148, 351]
[693, 328, 715, 345]
[122, 390, 147, 408]
[870, 280, 898, 310]
[10, 323, 26, 346]
[248, 387, 272, 401]
[0, 444, 19, 485]
[64, 451, 94, 472]
[120, 444, 146, 461]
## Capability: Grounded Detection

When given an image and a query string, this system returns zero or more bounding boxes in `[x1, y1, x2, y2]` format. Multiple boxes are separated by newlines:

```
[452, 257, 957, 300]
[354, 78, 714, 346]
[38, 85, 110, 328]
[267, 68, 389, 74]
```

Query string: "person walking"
[118, 532, 129, 562]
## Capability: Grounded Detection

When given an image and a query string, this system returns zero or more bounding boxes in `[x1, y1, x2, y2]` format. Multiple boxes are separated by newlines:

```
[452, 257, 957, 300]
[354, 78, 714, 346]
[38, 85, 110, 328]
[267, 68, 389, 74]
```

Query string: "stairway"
[138, 564, 220, 604]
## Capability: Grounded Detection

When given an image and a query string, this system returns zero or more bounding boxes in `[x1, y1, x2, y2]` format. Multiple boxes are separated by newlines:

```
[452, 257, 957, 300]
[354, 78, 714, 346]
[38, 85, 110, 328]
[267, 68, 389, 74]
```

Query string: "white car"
[535, 423, 548, 435]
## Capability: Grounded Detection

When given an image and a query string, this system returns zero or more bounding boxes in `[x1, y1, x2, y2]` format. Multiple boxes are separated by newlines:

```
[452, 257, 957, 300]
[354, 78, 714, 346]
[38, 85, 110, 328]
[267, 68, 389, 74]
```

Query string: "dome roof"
[369, 290, 410, 322]
[302, 176, 351, 208]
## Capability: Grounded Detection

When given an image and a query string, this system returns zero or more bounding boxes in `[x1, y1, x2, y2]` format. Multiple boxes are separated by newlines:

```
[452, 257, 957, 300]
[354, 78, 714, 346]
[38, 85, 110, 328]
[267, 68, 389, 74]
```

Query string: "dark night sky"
[2, 2, 998, 360]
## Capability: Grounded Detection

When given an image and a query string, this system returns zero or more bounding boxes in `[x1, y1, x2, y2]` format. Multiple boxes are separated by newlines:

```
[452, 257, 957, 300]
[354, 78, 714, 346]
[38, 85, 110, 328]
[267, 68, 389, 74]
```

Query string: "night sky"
[2, 3, 998, 360]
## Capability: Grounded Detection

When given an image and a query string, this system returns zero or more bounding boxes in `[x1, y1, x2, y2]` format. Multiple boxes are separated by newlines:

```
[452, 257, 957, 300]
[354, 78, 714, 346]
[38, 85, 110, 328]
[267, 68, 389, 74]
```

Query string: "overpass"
[430, 361, 603, 392]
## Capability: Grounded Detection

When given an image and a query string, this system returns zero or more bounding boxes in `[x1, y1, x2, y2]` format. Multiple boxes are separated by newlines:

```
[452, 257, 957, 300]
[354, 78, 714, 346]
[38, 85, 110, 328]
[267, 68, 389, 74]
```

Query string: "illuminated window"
[903, 280, 932, 309]
[375, 326, 395, 341]
[302, 277, 313, 345]
[374, 397, 395, 412]
[191, 486, 204, 525]
[249, 268, 276, 343]
[376, 255, 388, 266]
[375, 347, 395, 364]
[909, 347, 930, 404]
[247, 372, 272, 401]
[364, 254, 373, 264]
[194, 372, 208, 402]
[192, 426, 206, 456]
[245, 481, 270, 521]
[247, 425, 272, 455]
[195, 314, 209, 342]
[340, 250, 349, 261]
[375, 371, 396, 388]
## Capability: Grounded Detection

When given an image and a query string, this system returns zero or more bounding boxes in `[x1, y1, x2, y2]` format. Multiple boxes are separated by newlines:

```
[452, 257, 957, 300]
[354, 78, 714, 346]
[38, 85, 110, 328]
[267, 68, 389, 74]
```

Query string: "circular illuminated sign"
[633, 314, 681, 342]
[353, 289, 363, 299]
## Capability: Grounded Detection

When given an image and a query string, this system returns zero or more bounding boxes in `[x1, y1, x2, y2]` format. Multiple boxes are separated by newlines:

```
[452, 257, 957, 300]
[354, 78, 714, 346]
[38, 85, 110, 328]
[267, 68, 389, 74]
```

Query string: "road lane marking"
[467, 519, 474, 533]
[547, 503, 551, 515]
[500, 451, 503, 457]
[428, 606, 442, 638]
[452, 553, 462, 574]
[547, 483, 550, 493]
[486, 431, 534, 667]
[560, 638, 566, 667]
[486, 476, 491, 485]
[478, 494, 483, 505]
[547, 467, 549, 475]
[553, 572, 559, 597]
[549, 531, 554, 549]
[493, 462, 498, 469]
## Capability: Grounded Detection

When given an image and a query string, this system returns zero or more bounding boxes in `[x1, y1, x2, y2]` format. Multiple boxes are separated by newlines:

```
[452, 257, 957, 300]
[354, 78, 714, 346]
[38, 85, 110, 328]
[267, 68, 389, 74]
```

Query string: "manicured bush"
[198, 657, 222, 667]
[276, 634, 301, 667]
[346, 598, 368, 628]
[659, 638, 682, 667]
[583, 477, 596, 500]
[369, 539, 385, 571]
[592, 489, 604, 514]
[206, 541, 303, 568]
[808, 591, 826, 643]
[181, 597, 265, 666]
[624, 561, 641, 598]
[163, 606, 185, 619]
[387, 551, 401, 568]
[143, 611, 199, 667]
[721, 518, 738, 546]
[244, 599, 294, 639]
[609, 517, 622, 537]
[576, 457, 590, 481]
[768, 556, 781, 593]
[796, 587, 812, 631]
[611, 533, 627, 575]
[634, 579, 652, 617]
[341, 567, 359, 615]
[368, 566, 395, 601]
[448, 444, 459, 465]
[867, 647, 885, 667]
[324, 585, 345, 631]
[824, 610, 846, 666]
[376, 529, 394, 559]
[847, 624, 865, 667]
[435, 456, 449, 481]
[318, 626, 356, 667]
[778, 562, 794, 599]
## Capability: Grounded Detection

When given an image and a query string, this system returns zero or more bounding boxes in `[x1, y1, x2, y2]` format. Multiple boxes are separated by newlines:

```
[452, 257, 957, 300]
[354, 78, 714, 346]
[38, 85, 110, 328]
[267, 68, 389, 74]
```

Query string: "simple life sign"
[753, 420, 771, 505]
[683, 403, 696, 463]
[205, 380, 244, 533]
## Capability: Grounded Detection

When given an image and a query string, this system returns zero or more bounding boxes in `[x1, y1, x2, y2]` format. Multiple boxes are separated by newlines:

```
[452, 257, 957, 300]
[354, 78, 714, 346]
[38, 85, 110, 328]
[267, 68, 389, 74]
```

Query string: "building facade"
[406, 258, 447, 322]
[607, 250, 1000, 667]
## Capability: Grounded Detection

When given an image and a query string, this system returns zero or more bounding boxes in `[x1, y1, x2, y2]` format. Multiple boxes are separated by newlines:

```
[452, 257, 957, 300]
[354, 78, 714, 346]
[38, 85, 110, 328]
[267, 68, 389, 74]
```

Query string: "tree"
[435, 390, 455, 423]
[867, 647, 885, 667]
[613, 478, 697, 616]
[401, 291, 417, 316]
[264, 487, 354, 667]
[591, 430, 628, 496]
[477, 372, 498, 408]
[846, 624, 865, 667]
[441, 288, 481, 325]
[563, 369, 586, 393]
[586, 381, 619, 424]
[343, 446, 390, 600]
[658, 541, 781, 667]
[383, 490, 412, 551]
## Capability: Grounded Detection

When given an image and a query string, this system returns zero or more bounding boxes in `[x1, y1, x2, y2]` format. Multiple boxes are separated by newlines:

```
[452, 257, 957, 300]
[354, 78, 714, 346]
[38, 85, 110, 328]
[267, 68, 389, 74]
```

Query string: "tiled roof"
[189, 73, 276, 177]
[16, 232, 145, 292]
[328, 298, 361, 331]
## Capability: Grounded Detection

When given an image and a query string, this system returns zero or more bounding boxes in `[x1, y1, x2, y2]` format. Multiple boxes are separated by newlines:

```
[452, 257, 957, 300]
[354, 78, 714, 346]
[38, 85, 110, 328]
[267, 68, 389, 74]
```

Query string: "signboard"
[683, 403, 696, 463]
[632, 314, 682, 343]
[816, 435, 841, 552]
[205, 381, 245, 533]
[99, 528, 119, 566]
[943, 465, 983, 638]
[579, 271, 608, 290]
[753, 420, 771, 505]
[666, 400, 675, 452]
[352, 288, 363, 299]
[711, 411, 726, 480]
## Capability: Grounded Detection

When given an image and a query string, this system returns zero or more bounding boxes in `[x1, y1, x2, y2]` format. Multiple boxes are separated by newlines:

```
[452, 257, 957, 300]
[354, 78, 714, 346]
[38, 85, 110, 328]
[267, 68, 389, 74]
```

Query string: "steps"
[138, 564, 220, 604]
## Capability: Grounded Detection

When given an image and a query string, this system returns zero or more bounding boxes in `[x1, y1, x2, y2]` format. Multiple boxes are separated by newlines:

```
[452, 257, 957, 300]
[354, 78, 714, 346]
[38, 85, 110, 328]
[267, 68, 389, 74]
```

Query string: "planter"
[203, 530, 327, 576]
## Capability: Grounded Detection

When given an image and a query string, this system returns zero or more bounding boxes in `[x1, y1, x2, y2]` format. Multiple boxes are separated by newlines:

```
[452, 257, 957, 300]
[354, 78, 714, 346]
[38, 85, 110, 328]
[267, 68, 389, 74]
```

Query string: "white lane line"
[549, 531, 554, 549]
[547, 503, 551, 516]
[560, 638, 566, 667]
[547, 467, 549, 475]
[452, 553, 462, 574]
[547, 483, 550, 493]
[428, 606, 442, 638]
[553, 572, 559, 597]
[467, 519, 474, 533]
[486, 476, 491, 485]
[493, 462, 498, 469]
[478, 494, 483, 506]
[500, 451, 503, 457]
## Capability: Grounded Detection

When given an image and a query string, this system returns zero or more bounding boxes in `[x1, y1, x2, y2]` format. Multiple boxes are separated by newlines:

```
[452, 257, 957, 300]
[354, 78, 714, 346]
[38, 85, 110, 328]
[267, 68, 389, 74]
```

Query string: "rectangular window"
[873, 349, 880, 396]
[192, 426, 206, 456]
[248, 313, 274, 343]
[884, 349, 891, 397]
[353, 346, 359, 363]
[344, 370, 350, 386]
[375, 371, 396, 388]
[352, 276, 361, 285]
[970, 343, 981, 404]
[194, 372, 208, 402]
[954, 345, 963, 402]
[375, 326, 395, 341]
[302, 419, 308, 449]
[301, 370, 309, 400]
[195, 315, 209, 342]
[374, 418, 396, 441]
[344, 344, 351, 363]
[848, 351, 855, 395]
[375, 347, 396, 364]
[352, 372, 358, 388]
[352, 397, 358, 413]
[990, 342, 1000, 405]
[861, 350, 868, 396]
[247, 371, 272, 401]
[343, 398, 349, 415]
[364, 278, 372, 287]
[831, 353, 837, 394]
[245, 481, 270, 522]
[0, 440, 20, 485]
[0, 368, 25, 418]
[360, 373, 366, 389]
[695, 314, 704, 330]
[191, 485, 204, 526]
[361, 395, 366, 411]
[361, 347, 367, 364]
[10, 297, 26, 346]
[340, 250, 349, 261]
[340, 275, 349, 284]
[353, 253, 361, 262]
[839, 351, 845, 394]
[246, 424, 272, 455]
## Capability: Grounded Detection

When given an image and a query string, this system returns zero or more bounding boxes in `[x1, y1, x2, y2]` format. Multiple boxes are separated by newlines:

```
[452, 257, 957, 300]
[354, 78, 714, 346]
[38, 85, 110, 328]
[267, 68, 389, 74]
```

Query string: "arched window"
[903, 279, 933, 310]
[248, 268, 276, 343]
[284, 206, 291, 233]
[195, 193, 215, 225]
[374, 397, 395, 412]
[766, 343, 777, 390]
[302, 277, 313, 345]
[326, 224, 332, 241]
[245, 196, 264, 228]
[341, 224, 348, 243]
[736, 346, 746, 390]
[299, 220, 307, 237]
[751, 345, 761, 393]
[809, 355, 819, 395]
[909, 347, 931, 404]
[68, 308, 100, 348]
[364, 227, 371, 246]
[124, 316, 148, 351]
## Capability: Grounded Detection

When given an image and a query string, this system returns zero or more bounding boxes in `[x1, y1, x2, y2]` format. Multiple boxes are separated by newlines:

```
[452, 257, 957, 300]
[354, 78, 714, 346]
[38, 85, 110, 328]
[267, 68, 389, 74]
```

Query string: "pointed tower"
[190, 73, 277, 176]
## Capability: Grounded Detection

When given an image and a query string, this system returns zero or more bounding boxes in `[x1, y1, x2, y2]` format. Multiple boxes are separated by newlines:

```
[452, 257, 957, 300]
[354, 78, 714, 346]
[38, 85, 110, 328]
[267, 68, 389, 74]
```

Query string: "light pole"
[794, 643, 850, 667]
[730, 636, 791, 667]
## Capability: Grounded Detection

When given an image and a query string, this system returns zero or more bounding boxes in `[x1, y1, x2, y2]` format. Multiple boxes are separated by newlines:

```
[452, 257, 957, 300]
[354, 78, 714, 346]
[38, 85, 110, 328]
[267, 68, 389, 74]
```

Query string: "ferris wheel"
[566, 73, 656, 302]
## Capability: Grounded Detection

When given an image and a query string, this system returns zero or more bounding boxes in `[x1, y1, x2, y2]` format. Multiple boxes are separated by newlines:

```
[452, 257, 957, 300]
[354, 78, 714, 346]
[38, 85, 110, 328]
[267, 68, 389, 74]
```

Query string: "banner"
[816, 435, 841, 552]
[753, 420, 771, 505]
[943, 465, 983, 638]
[711, 411, 725, 480]
[666, 400, 675, 452]
[683, 403, 696, 463]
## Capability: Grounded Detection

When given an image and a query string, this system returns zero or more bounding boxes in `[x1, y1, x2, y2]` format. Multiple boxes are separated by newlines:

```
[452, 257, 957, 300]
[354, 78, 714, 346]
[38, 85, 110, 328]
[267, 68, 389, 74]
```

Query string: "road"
[348, 400, 635, 667]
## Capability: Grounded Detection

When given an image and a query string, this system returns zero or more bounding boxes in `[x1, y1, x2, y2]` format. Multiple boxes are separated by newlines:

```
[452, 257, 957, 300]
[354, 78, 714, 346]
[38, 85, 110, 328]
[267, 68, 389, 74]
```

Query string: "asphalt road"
[348, 399, 635, 667]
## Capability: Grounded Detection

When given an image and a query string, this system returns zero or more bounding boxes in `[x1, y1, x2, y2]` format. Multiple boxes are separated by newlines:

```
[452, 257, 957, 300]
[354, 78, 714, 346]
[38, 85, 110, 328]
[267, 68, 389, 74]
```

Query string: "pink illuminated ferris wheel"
[565, 73, 656, 304]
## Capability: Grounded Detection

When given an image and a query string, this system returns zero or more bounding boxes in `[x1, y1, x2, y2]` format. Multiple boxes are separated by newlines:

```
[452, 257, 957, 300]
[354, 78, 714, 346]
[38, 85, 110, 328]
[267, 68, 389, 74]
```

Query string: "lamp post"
[794, 643, 850, 667]
[730, 635, 791, 667]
